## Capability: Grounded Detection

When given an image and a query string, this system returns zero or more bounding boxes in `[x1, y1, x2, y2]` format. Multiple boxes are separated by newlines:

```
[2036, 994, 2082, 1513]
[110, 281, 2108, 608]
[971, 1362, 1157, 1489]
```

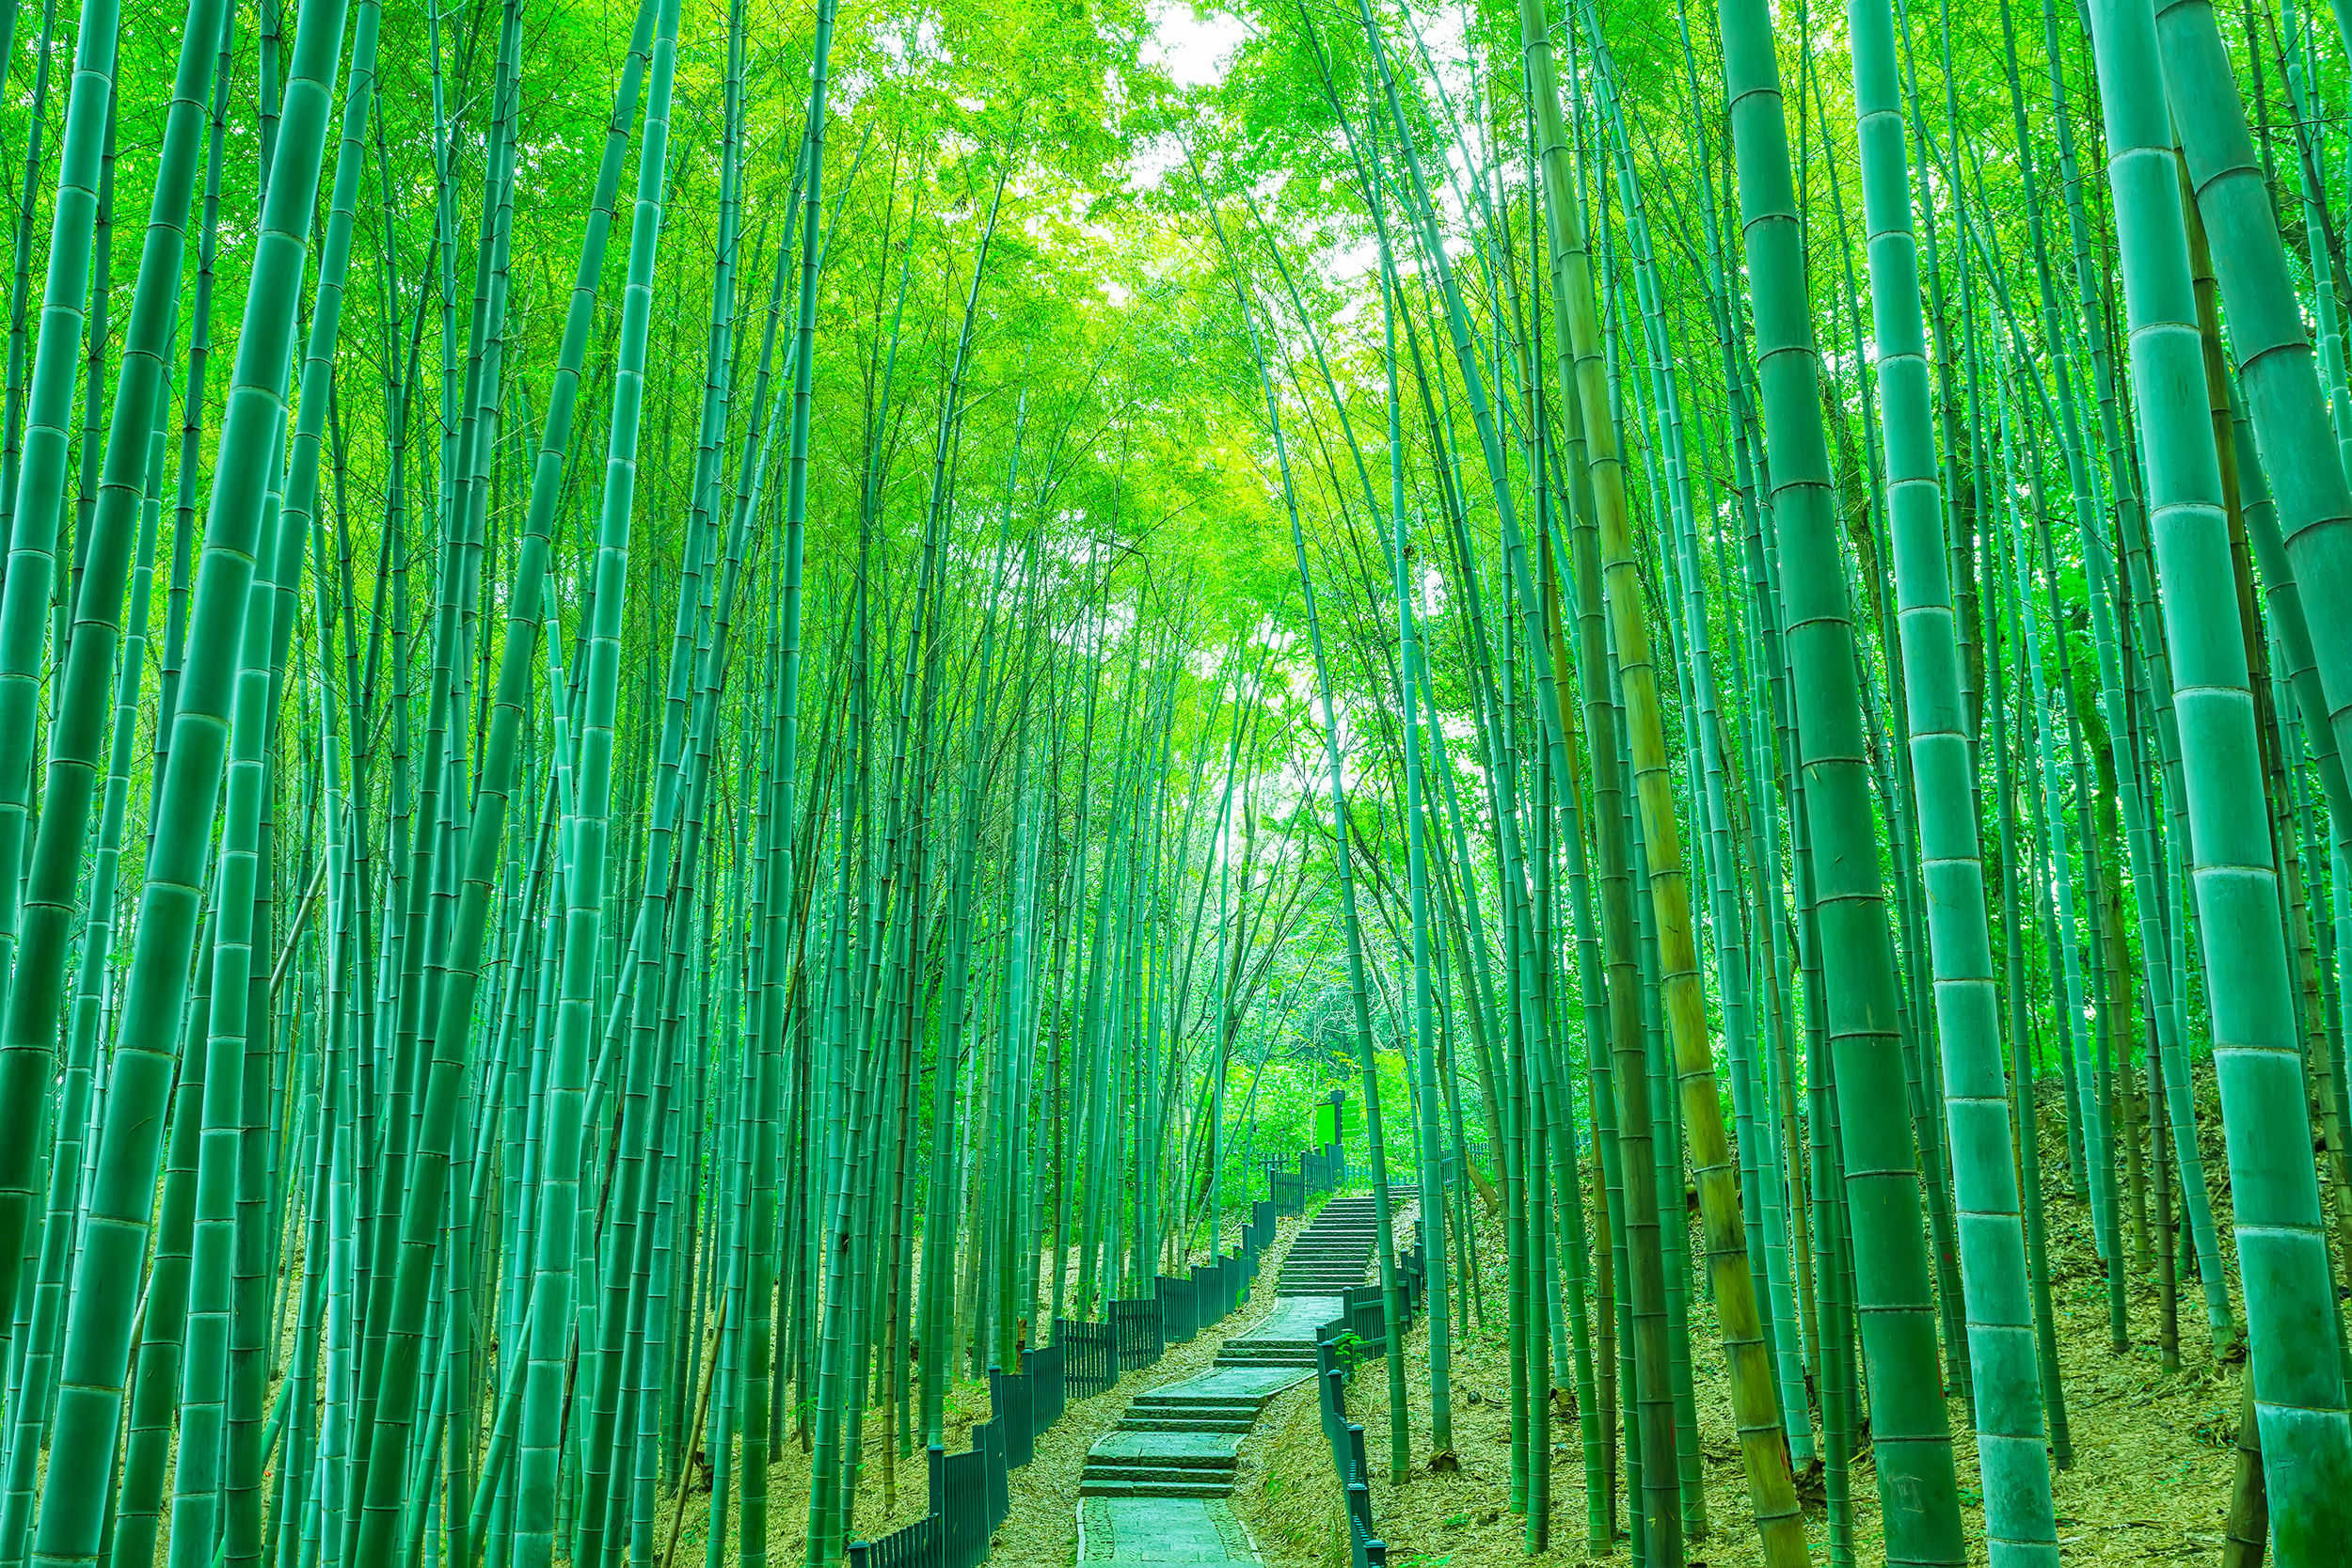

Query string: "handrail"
[1311, 1199, 1446, 1567]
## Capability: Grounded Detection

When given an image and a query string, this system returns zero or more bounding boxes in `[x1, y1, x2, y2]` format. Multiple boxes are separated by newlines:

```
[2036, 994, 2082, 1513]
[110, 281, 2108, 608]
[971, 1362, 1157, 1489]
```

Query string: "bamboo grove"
[0, 0, 2345, 1562]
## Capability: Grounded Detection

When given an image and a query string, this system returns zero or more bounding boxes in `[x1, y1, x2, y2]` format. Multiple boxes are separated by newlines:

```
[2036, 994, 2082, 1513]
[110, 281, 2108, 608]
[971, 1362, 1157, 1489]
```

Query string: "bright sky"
[1141, 2, 1249, 90]
[1127, 2, 1249, 199]
[1114, 1, 1476, 327]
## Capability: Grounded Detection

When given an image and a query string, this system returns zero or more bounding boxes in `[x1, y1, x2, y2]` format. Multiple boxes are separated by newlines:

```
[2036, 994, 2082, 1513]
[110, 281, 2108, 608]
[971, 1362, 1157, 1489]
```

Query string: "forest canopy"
[0, 0, 2340, 1564]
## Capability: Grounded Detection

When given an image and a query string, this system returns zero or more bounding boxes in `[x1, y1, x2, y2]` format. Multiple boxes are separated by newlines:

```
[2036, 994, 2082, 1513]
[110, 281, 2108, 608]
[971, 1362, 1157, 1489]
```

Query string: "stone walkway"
[1075, 1196, 1382, 1566]
[1078, 1495, 1258, 1566]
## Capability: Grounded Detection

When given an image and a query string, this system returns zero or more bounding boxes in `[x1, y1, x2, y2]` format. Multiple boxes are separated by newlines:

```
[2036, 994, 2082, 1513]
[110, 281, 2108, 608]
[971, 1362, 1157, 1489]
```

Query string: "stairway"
[1076, 1196, 1399, 1565]
[1075, 1356, 1307, 1498]
[1270, 1194, 1375, 1297]
[1079, 1197, 1377, 1500]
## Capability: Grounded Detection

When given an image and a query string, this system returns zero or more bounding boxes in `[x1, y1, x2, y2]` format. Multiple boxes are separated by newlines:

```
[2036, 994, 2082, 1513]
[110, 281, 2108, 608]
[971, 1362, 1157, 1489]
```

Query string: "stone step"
[1152, 1366, 1315, 1398]
[1082, 1448, 1242, 1476]
[1082, 1469, 1238, 1492]
[1081, 1474, 1238, 1497]
[1082, 1457, 1242, 1485]
[1077, 1478, 1233, 1499]
[1117, 1416, 1257, 1434]
[1130, 1398, 1264, 1415]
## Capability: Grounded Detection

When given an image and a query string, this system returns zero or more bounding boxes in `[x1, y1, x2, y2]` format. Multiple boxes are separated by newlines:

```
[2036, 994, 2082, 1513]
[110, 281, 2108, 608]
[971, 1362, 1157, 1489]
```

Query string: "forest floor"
[1227, 1064, 2268, 1567]
[656, 1061, 2282, 1567]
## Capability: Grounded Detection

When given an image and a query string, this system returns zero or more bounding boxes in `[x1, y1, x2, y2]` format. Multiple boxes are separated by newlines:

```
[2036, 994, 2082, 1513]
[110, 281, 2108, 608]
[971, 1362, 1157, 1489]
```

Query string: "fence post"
[1046, 1342, 1066, 1427]
[1317, 1345, 1345, 1455]
[1345, 1423, 1383, 1567]
[984, 1416, 1010, 1530]
[990, 1364, 1035, 1469]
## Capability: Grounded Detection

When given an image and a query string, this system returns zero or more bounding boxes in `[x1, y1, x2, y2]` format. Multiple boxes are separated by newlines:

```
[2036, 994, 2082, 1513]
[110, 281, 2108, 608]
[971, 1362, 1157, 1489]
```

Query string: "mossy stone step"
[1077, 1480, 1233, 1499]
[1116, 1418, 1256, 1435]
[1082, 1460, 1239, 1481]
[1084, 1433, 1240, 1465]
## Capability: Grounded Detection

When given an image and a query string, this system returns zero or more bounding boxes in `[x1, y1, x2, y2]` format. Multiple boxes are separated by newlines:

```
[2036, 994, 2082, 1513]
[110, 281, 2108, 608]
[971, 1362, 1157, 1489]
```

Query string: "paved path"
[1075, 1196, 1382, 1566]
[1079, 1496, 1258, 1565]
[1226, 1295, 1341, 1346]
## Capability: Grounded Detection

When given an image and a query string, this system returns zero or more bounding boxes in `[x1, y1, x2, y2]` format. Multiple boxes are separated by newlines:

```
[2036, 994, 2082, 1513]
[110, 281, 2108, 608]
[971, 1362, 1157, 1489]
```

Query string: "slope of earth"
[1232, 1067, 2266, 1565]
